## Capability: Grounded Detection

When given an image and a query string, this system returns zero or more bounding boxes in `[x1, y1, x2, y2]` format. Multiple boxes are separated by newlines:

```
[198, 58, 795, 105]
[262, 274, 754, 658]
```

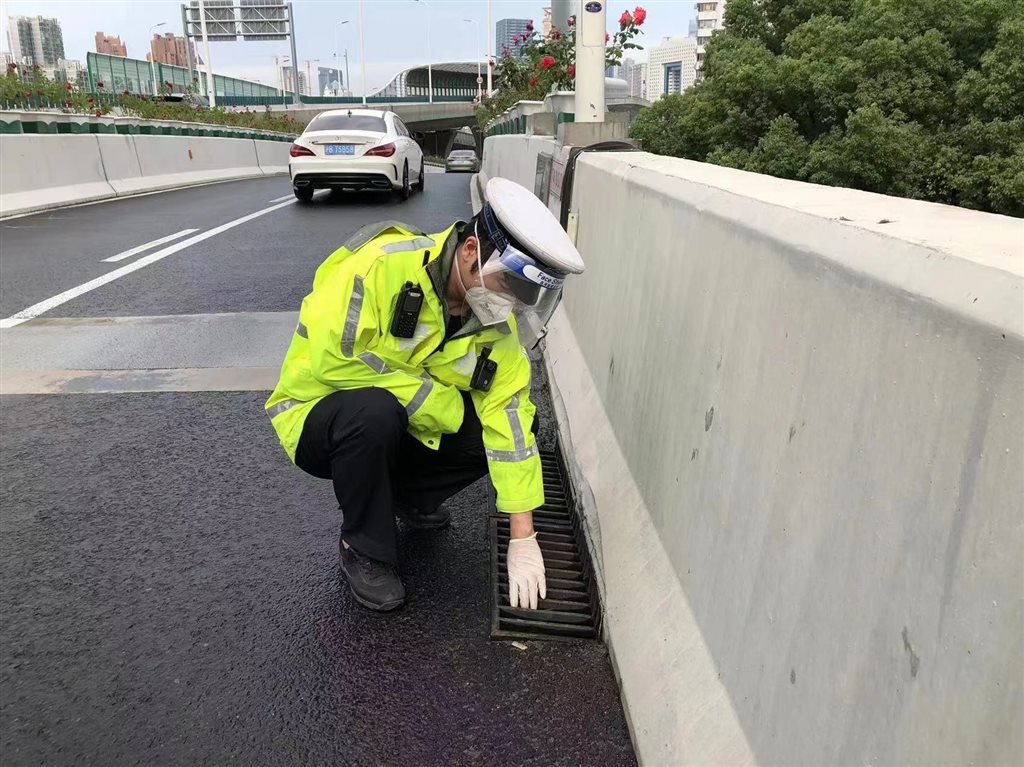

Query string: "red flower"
[540, 56, 555, 69]
[64, 82, 72, 90]
[633, 6, 647, 25]
[24, 91, 32, 98]
[513, 35, 520, 44]
[568, 65, 576, 77]
[122, 89, 130, 95]
[619, 10, 632, 28]
[526, 21, 534, 32]
[567, 16, 575, 26]
[96, 81, 105, 88]
[530, 77, 538, 86]
[95, 109, 103, 116]
[605, 32, 610, 42]
[551, 29, 561, 40]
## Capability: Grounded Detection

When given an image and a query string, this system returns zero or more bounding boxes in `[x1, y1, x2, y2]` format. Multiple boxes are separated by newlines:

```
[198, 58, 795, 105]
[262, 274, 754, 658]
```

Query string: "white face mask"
[457, 222, 514, 326]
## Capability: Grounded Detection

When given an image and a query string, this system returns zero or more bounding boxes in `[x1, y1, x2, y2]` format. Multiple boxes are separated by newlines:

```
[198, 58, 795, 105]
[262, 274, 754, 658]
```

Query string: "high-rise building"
[624, 59, 648, 100]
[43, 58, 87, 89]
[689, 17, 699, 36]
[95, 32, 127, 57]
[317, 65, 342, 97]
[148, 33, 195, 68]
[279, 65, 309, 96]
[496, 18, 531, 58]
[647, 36, 697, 101]
[7, 15, 66, 68]
[695, 0, 727, 77]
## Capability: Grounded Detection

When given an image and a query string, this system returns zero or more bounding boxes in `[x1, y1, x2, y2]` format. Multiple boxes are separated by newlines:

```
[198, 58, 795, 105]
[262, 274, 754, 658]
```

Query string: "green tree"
[630, 0, 1024, 216]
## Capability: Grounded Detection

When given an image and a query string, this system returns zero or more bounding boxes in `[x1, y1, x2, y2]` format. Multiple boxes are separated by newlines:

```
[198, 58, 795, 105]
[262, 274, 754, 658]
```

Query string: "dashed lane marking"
[0, 200, 296, 329]
[102, 229, 200, 263]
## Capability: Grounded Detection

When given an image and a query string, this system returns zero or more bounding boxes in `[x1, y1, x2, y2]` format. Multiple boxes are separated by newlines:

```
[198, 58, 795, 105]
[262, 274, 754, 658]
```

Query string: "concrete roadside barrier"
[96, 133, 144, 194]
[125, 135, 263, 195]
[0, 134, 115, 217]
[254, 139, 290, 176]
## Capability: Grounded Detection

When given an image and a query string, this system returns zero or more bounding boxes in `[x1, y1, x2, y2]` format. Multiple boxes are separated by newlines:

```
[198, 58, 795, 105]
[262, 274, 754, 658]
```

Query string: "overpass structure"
[0, 98, 1021, 767]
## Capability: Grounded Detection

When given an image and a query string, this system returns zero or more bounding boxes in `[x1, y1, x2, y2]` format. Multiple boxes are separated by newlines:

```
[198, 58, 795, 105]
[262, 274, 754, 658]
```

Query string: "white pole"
[197, 0, 216, 107]
[426, 3, 433, 103]
[335, 25, 341, 96]
[148, 23, 166, 97]
[486, 0, 493, 96]
[464, 19, 481, 101]
[574, 0, 605, 122]
[359, 0, 367, 104]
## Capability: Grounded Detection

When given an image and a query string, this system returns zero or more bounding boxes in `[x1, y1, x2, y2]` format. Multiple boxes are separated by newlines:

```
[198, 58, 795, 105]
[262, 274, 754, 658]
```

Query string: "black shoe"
[338, 541, 405, 612]
[396, 502, 451, 530]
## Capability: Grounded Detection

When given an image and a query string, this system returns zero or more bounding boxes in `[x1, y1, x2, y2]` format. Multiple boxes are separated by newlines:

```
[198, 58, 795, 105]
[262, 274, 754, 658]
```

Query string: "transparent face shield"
[464, 224, 566, 348]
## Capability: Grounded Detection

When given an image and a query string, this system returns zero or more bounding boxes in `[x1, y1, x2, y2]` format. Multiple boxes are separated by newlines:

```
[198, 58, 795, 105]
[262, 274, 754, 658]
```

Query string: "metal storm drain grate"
[489, 447, 601, 641]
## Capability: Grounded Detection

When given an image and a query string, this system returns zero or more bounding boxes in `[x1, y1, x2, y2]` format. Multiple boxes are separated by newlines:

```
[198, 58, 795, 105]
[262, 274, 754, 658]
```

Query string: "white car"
[288, 109, 425, 202]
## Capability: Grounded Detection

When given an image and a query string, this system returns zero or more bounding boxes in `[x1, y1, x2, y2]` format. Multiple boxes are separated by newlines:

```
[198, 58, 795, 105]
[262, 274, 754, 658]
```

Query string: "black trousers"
[295, 387, 489, 565]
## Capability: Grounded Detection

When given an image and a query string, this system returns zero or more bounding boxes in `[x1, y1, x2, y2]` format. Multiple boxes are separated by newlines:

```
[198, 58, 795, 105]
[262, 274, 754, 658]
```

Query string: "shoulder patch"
[343, 220, 427, 253]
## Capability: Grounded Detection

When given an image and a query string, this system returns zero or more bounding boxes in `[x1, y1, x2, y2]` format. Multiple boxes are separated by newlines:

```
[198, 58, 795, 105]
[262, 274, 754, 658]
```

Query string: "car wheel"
[398, 162, 411, 200]
[414, 159, 425, 191]
[293, 185, 314, 203]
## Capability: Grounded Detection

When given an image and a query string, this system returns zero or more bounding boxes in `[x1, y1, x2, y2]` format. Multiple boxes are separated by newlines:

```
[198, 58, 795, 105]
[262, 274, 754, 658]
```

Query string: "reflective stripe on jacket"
[265, 220, 543, 513]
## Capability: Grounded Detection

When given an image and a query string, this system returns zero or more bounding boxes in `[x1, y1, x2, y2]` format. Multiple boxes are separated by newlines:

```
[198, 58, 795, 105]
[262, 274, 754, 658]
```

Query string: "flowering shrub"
[1, 65, 297, 133]
[477, 7, 646, 128]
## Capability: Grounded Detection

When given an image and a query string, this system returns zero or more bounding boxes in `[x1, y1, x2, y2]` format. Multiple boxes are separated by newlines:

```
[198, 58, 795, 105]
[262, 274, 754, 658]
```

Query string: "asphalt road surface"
[0, 176, 636, 766]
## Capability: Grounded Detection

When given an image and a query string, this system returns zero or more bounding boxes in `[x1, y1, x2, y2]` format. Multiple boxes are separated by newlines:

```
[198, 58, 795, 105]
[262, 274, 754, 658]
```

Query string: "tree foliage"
[630, 0, 1024, 216]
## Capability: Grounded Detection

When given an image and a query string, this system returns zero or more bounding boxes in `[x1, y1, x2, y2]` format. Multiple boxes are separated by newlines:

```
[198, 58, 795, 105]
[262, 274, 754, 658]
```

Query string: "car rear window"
[306, 115, 387, 133]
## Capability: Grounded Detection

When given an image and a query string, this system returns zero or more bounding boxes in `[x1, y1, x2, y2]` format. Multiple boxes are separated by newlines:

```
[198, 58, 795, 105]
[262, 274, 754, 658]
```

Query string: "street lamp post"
[358, 0, 368, 105]
[335, 20, 350, 97]
[486, 0, 493, 96]
[463, 19, 482, 101]
[277, 56, 290, 96]
[414, 0, 433, 103]
[148, 22, 167, 97]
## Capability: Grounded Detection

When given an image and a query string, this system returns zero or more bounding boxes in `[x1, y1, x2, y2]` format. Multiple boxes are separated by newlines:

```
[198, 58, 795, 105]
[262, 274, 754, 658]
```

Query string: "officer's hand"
[507, 529, 546, 610]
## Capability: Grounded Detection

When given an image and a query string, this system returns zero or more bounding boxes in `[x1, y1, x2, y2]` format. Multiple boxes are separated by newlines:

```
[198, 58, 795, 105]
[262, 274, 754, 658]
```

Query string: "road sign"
[186, 0, 289, 41]
[187, 0, 238, 41]
[477, 76, 484, 84]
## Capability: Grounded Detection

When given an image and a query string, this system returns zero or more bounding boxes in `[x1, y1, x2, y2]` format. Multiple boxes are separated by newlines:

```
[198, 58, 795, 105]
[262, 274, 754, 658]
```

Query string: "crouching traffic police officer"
[266, 178, 585, 611]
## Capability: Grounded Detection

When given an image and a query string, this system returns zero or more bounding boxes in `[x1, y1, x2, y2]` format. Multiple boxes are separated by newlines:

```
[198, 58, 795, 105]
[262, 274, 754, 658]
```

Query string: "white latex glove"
[507, 532, 547, 610]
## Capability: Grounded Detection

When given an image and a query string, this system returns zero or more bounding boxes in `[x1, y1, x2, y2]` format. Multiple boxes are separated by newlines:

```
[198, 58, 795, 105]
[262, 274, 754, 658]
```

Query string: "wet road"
[0, 177, 636, 765]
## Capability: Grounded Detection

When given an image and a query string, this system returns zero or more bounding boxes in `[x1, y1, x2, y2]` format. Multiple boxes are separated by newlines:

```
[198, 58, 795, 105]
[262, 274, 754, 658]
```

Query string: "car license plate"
[325, 144, 355, 156]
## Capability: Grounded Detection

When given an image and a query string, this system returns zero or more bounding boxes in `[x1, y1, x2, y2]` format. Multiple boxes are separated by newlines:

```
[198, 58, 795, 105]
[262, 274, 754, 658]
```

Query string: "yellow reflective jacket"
[265, 220, 543, 514]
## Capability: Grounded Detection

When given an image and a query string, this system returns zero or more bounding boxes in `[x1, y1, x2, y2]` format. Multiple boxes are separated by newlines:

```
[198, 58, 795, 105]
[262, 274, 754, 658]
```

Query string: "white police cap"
[485, 177, 585, 275]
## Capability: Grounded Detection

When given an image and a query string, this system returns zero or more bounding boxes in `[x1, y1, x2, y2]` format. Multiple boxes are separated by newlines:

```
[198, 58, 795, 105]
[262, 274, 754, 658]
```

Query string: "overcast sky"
[3, 0, 696, 92]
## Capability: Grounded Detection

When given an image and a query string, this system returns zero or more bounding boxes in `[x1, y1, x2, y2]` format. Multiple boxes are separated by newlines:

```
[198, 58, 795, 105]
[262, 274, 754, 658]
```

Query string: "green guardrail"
[214, 94, 477, 107]
[0, 112, 297, 141]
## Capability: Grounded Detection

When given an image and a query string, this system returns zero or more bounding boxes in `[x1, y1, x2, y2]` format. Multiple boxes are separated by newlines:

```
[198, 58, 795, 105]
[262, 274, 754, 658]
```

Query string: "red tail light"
[365, 142, 396, 157]
[290, 143, 314, 157]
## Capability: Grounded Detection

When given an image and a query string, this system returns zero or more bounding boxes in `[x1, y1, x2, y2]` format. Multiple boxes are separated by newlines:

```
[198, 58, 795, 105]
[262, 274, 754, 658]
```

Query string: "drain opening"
[490, 448, 601, 641]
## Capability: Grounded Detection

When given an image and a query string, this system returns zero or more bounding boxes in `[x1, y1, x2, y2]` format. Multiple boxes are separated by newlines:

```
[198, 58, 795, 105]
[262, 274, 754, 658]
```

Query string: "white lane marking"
[268, 194, 294, 203]
[0, 200, 296, 329]
[101, 229, 200, 263]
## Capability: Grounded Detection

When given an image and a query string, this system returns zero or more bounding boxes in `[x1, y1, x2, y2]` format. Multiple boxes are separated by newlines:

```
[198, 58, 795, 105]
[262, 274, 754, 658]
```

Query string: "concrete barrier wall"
[482, 134, 558, 190]
[0, 135, 115, 215]
[127, 135, 262, 194]
[254, 139, 290, 176]
[1, 135, 291, 218]
[483, 135, 1024, 766]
